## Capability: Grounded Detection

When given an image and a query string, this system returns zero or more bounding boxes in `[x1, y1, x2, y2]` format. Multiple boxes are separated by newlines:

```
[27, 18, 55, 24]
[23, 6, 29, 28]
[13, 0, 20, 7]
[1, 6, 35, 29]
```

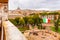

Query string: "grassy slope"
[51, 27, 60, 33]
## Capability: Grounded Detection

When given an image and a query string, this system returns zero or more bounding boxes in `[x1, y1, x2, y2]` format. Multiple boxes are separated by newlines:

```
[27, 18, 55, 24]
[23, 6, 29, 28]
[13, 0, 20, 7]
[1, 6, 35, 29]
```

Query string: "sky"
[8, 0, 60, 10]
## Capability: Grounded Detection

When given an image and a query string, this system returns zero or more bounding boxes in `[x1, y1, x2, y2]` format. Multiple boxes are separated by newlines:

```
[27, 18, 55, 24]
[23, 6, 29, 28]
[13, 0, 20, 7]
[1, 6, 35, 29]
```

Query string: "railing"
[1, 20, 6, 40]
[0, 16, 3, 40]
[1, 26, 3, 40]
[3, 20, 27, 40]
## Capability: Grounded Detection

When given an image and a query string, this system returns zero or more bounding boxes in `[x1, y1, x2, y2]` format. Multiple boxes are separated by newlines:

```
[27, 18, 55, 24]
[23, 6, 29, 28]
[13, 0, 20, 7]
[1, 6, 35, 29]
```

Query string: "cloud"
[8, 0, 60, 10]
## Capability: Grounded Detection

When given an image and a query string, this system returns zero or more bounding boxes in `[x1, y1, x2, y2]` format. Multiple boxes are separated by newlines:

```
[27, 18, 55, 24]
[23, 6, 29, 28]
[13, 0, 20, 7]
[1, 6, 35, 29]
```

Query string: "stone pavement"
[24, 29, 60, 40]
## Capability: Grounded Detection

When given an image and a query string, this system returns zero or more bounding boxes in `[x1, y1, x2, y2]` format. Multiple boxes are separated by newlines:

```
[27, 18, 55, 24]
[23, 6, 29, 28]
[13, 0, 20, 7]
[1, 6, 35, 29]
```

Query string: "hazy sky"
[8, 0, 60, 10]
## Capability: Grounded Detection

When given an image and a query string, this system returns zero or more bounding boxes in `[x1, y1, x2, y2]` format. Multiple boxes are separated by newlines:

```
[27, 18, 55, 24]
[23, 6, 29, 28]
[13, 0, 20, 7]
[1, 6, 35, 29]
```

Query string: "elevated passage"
[3, 20, 27, 40]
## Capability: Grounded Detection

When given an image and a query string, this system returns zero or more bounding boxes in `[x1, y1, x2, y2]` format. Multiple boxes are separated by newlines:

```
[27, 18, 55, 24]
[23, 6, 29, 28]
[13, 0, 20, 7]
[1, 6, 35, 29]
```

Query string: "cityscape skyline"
[8, 0, 60, 10]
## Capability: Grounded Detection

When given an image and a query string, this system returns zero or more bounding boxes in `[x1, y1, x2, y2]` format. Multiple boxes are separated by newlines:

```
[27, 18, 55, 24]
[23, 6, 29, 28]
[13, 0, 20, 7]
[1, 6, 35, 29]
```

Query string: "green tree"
[54, 12, 59, 32]
[32, 14, 43, 29]
[41, 12, 47, 16]
[9, 19, 17, 25]
[19, 18, 25, 26]
[23, 16, 29, 30]
[14, 17, 20, 25]
[28, 17, 34, 25]
[58, 15, 60, 26]
[32, 14, 42, 25]
[49, 11, 59, 32]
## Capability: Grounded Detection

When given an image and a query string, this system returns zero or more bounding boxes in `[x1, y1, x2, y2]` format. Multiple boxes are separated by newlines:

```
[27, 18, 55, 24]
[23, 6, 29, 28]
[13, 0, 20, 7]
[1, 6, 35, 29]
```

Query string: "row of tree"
[9, 11, 60, 32]
[9, 14, 43, 29]
[30, 11, 60, 15]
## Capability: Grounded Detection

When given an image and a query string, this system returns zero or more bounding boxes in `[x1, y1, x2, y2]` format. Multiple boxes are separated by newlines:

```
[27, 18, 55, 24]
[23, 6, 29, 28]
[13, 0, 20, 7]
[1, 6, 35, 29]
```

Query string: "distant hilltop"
[0, 3, 60, 13]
